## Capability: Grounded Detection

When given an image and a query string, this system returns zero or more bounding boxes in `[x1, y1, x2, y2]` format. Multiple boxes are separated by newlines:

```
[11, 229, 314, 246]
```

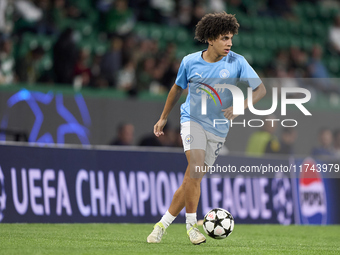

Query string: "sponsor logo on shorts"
[185, 134, 194, 145]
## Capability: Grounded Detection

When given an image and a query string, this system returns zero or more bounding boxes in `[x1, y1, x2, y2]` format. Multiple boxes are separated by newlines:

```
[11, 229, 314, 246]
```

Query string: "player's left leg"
[185, 130, 226, 244]
[184, 149, 206, 213]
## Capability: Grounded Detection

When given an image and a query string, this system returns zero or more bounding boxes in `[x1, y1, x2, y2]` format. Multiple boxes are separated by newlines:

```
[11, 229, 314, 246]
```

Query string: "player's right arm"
[154, 84, 183, 137]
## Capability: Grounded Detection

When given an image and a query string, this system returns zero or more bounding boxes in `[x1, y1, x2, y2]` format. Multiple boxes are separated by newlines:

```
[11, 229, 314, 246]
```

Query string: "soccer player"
[147, 12, 266, 245]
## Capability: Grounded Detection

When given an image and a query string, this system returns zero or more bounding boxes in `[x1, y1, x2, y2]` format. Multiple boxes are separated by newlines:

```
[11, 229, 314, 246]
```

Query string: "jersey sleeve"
[239, 57, 262, 90]
[175, 59, 188, 89]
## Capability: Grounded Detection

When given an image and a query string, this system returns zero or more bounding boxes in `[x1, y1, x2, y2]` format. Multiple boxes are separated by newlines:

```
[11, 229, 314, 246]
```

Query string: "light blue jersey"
[175, 50, 262, 138]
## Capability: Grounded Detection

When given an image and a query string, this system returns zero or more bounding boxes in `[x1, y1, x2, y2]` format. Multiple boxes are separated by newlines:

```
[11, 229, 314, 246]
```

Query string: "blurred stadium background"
[0, 0, 340, 227]
[0, 0, 340, 155]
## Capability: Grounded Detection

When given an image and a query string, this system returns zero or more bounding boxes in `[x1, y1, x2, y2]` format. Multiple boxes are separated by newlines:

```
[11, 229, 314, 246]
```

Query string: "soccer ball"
[203, 208, 234, 239]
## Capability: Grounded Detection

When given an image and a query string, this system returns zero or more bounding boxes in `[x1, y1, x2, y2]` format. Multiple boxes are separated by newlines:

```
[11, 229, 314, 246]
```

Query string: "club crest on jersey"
[219, 69, 230, 78]
[184, 134, 194, 145]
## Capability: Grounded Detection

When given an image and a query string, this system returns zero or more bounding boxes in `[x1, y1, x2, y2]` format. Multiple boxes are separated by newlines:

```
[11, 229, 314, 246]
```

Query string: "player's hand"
[154, 118, 167, 137]
[222, 107, 239, 120]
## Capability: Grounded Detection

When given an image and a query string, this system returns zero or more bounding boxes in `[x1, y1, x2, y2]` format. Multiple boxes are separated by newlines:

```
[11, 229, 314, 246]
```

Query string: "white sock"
[160, 210, 176, 229]
[186, 212, 197, 230]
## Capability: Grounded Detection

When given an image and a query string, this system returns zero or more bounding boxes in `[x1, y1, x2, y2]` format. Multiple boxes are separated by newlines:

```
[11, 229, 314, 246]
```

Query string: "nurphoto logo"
[199, 83, 311, 128]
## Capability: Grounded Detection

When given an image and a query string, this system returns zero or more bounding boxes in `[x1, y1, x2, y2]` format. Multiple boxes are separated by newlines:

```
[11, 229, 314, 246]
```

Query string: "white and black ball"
[203, 208, 234, 239]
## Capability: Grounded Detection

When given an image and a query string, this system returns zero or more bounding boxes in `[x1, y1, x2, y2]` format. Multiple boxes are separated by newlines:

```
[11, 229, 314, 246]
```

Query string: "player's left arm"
[222, 83, 266, 120]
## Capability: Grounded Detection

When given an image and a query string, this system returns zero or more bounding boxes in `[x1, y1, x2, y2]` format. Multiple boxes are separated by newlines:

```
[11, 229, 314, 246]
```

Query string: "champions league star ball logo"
[272, 177, 293, 225]
[0, 89, 91, 144]
[0, 166, 6, 222]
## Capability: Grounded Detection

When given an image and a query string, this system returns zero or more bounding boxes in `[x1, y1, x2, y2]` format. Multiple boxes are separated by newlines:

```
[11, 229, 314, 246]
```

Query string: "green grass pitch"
[0, 224, 339, 254]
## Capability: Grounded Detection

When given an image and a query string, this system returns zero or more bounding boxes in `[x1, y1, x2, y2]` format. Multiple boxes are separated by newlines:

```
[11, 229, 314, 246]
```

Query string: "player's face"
[209, 33, 233, 56]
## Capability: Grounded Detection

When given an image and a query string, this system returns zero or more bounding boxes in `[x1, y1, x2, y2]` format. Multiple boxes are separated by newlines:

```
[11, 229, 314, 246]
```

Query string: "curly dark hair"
[194, 12, 240, 43]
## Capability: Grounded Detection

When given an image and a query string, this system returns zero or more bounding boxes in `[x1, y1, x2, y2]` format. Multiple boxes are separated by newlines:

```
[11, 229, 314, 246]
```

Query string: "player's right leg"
[146, 221, 166, 243]
[147, 121, 207, 244]
[147, 151, 207, 244]
[147, 161, 192, 243]
[184, 149, 207, 245]
[146, 165, 189, 243]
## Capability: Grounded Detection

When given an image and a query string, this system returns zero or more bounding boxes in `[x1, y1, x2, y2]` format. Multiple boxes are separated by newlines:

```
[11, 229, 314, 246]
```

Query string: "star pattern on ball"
[203, 208, 234, 239]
